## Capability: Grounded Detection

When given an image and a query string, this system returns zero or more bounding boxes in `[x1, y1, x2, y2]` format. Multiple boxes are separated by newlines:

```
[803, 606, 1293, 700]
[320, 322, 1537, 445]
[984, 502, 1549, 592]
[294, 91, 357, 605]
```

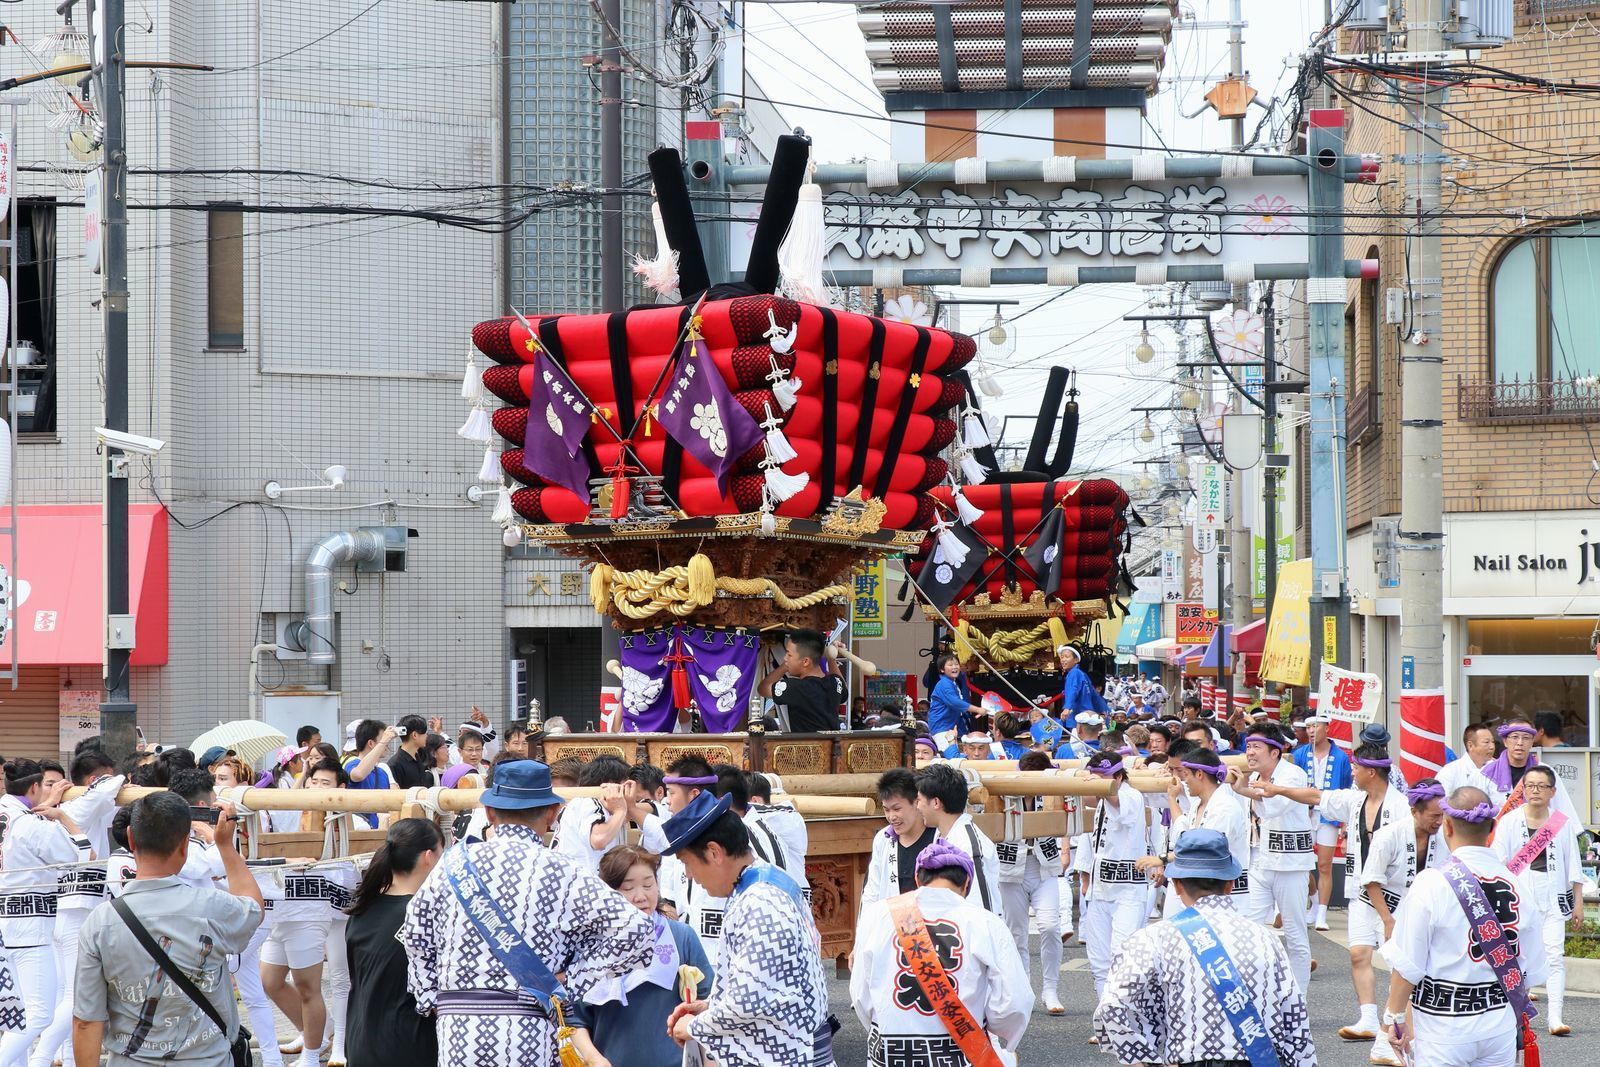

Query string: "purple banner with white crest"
[683, 627, 761, 733]
[617, 629, 675, 733]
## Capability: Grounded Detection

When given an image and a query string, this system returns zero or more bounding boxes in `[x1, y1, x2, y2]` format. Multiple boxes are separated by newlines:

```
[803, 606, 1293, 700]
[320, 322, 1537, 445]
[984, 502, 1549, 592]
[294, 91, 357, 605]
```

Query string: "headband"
[664, 774, 718, 786]
[914, 737, 937, 750]
[1245, 734, 1286, 751]
[458, 722, 491, 736]
[1181, 760, 1228, 781]
[1497, 723, 1536, 738]
[1117, 746, 1137, 756]
[1353, 756, 1392, 769]
[915, 840, 976, 881]
[1087, 757, 1124, 778]
[1441, 798, 1498, 823]
[1406, 782, 1446, 806]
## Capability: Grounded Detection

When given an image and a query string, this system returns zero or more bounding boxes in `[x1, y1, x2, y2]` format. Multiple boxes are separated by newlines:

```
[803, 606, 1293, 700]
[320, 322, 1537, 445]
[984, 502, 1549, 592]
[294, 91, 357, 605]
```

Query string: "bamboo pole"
[67, 784, 873, 818]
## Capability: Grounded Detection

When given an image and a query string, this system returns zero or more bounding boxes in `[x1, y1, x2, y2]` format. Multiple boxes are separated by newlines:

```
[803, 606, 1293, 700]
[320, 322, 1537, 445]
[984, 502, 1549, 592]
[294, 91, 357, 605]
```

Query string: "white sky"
[743, 0, 1320, 479]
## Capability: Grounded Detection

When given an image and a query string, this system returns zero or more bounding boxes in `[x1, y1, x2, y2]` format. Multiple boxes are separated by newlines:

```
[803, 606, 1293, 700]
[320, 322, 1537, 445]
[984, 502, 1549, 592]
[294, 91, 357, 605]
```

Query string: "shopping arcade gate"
[721, 109, 1373, 711]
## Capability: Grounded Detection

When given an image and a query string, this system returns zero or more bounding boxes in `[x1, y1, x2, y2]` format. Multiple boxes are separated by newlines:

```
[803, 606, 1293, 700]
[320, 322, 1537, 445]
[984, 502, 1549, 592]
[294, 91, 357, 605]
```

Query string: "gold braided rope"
[590, 554, 850, 620]
[955, 621, 1054, 667]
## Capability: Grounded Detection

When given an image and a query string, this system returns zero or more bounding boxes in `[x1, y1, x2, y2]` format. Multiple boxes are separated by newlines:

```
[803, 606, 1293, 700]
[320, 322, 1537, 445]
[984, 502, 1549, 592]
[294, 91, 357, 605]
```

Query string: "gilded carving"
[766, 742, 830, 776]
[843, 740, 903, 774]
[543, 743, 628, 764]
[651, 743, 738, 767]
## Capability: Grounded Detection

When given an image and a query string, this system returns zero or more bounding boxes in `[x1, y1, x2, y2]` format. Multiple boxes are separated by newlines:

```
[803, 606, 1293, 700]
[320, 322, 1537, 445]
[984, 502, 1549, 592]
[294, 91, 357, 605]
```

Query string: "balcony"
[1347, 384, 1381, 445]
[1456, 375, 1600, 424]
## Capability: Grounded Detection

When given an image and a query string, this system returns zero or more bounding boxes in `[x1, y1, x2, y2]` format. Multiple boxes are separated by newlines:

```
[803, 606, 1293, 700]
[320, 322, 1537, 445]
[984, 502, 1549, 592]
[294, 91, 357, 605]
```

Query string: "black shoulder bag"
[111, 897, 252, 1067]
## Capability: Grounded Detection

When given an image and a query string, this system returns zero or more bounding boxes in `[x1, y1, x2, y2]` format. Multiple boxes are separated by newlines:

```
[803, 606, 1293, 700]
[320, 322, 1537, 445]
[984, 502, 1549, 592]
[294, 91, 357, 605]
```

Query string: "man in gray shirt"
[73, 791, 263, 1066]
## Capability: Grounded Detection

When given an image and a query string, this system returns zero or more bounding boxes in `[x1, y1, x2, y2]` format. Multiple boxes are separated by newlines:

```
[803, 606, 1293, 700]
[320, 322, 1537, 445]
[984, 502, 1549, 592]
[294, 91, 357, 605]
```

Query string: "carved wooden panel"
[842, 738, 904, 774]
[648, 741, 740, 768]
[765, 741, 831, 777]
[541, 741, 630, 765]
[807, 857, 863, 962]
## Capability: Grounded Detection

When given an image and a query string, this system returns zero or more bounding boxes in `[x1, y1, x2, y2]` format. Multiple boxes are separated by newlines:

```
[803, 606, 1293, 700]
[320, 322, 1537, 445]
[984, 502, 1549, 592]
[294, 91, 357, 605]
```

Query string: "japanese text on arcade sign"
[1175, 601, 1218, 645]
[807, 176, 1311, 275]
[853, 558, 887, 638]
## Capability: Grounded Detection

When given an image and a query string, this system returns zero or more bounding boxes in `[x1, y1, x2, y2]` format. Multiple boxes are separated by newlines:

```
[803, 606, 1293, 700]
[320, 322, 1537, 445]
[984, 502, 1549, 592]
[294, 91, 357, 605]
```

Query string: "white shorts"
[1347, 897, 1381, 947]
[1314, 822, 1340, 848]
[260, 918, 330, 970]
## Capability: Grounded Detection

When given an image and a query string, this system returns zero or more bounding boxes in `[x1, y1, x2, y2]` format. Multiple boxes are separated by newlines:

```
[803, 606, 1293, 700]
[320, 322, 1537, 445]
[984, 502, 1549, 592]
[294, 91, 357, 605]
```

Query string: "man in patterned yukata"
[401, 760, 655, 1067]
[1093, 829, 1317, 1067]
[661, 789, 829, 1067]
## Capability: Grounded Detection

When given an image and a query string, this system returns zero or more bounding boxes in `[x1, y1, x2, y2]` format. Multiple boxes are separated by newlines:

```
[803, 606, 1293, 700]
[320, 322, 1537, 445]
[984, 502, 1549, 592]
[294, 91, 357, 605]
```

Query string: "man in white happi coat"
[996, 751, 1066, 1015]
[913, 764, 1003, 919]
[32, 752, 124, 1067]
[1383, 786, 1548, 1067]
[401, 760, 655, 1067]
[662, 790, 829, 1067]
[1480, 717, 1581, 826]
[1491, 763, 1582, 1037]
[1079, 750, 1151, 1006]
[1230, 723, 1316, 993]
[745, 772, 809, 890]
[0, 759, 82, 1067]
[716, 766, 809, 898]
[850, 839, 1032, 1067]
[1277, 740, 1412, 1063]
[1146, 749, 1249, 917]
[861, 769, 937, 910]
[1360, 778, 1449, 943]
[1437, 722, 1501, 799]
[1093, 829, 1317, 1067]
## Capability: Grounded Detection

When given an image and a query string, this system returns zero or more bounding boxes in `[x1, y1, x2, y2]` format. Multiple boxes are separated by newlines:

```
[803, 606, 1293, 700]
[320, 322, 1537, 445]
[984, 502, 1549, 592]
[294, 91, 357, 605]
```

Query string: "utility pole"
[99, 0, 137, 761]
[1396, 0, 1446, 706]
[1226, 0, 1245, 148]
[599, 0, 624, 314]
[1261, 289, 1280, 616]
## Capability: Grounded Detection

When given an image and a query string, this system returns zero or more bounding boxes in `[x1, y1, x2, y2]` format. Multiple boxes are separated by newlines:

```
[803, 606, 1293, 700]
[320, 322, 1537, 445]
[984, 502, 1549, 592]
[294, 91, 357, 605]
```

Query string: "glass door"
[1459, 655, 1598, 746]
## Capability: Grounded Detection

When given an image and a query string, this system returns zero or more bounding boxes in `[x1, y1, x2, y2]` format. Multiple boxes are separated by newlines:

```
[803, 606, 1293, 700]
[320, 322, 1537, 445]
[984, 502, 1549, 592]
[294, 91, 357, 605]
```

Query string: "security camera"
[94, 427, 166, 456]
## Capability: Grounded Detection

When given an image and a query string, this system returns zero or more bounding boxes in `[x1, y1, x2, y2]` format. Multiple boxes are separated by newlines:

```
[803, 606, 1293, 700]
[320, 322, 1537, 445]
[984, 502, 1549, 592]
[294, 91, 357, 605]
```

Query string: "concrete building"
[1333, 7, 1600, 745]
[4, 3, 507, 755]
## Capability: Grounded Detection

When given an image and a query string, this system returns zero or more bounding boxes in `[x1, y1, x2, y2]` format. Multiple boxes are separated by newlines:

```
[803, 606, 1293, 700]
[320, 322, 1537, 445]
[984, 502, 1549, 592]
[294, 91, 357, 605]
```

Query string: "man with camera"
[72, 792, 263, 1067]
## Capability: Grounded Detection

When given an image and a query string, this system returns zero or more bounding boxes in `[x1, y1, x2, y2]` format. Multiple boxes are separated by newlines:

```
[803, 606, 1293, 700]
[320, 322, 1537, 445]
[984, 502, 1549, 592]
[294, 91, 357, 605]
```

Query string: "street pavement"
[828, 906, 1600, 1065]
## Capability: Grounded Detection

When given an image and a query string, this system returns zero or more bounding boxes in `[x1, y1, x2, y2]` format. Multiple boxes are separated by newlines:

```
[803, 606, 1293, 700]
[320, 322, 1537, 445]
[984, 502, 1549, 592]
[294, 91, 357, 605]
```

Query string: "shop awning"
[1231, 618, 1268, 654]
[0, 504, 169, 665]
[1185, 625, 1233, 678]
[1136, 636, 1179, 662]
[1115, 601, 1161, 655]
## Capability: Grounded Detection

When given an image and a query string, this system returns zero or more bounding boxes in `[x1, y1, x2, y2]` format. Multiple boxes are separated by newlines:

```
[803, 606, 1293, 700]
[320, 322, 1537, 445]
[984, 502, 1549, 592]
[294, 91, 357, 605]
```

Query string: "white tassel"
[959, 448, 989, 486]
[932, 520, 971, 569]
[962, 409, 991, 449]
[974, 360, 1004, 398]
[461, 353, 483, 403]
[767, 355, 802, 411]
[477, 445, 500, 483]
[953, 485, 984, 526]
[491, 482, 514, 525]
[632, 201, 680, 297]
[761, 404, 798, 464]
[778, 177, 826, 305]
[759, 488, 778, 536]
[763, 462, 810, 503]
[458, 404, 493, 444]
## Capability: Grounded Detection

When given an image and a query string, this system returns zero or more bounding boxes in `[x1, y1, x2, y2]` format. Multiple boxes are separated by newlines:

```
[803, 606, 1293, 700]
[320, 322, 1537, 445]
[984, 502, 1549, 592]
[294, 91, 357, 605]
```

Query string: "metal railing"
[1347, 383, 1381, 444]
[1456, 374, 1600, 424]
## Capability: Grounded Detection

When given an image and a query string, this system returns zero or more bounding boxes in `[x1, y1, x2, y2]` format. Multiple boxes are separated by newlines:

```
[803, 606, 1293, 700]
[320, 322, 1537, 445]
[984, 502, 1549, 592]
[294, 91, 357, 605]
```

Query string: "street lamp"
[1179, 384, 1201, 410]
[1176, 455, 1191, 479]
[1139, 418, 1155, 444]
[1133, 328, 1155, 364]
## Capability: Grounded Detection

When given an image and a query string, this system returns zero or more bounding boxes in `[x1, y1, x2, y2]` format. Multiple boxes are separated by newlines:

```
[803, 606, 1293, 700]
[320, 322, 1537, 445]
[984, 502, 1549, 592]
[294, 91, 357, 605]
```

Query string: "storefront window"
[1466, 617, 1595, 656]
[1466, 674, 1588, 742]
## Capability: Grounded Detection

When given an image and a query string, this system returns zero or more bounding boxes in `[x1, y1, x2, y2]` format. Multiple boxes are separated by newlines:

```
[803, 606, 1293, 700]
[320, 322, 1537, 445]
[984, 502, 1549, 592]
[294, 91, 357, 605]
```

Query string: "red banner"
[1399, 689, 1447, 786]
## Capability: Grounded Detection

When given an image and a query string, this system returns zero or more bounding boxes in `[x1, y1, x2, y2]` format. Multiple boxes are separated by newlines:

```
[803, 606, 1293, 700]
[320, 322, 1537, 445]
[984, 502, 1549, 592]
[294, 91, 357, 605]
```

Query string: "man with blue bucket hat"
[1093, 829, 1316, 1066]
[399, 760, 655, 1067]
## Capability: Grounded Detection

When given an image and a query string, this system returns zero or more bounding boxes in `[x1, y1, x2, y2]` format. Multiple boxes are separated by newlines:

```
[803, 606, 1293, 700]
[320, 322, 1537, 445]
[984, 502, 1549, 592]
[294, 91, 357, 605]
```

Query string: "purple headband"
[1353, 756, 1392, 769]
[664, 775, 718, 786]
[1406, 782, 1446, 806]
[915, 840, 976, 881]
[1087, 757, 1124, 778]
[1498, 723, 1536, 738]
[1246, 734, 1286, 751]
[1181, 760, 1228, 781]
[1441, 799, 1498, 823]
[914, 737, 938, 751]
[1117, 746, 1138, 756]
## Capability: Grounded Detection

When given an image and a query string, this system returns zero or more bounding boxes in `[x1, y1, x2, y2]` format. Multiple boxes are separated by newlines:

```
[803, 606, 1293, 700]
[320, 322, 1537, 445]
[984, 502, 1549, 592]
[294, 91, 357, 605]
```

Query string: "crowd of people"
[0, 637, 1579, 1067]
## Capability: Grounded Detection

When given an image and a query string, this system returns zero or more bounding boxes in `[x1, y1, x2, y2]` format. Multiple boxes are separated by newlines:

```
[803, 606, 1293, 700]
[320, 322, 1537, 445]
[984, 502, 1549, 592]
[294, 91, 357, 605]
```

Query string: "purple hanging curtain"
[618, 629, 676, 733]
[683, 626, 761, 733]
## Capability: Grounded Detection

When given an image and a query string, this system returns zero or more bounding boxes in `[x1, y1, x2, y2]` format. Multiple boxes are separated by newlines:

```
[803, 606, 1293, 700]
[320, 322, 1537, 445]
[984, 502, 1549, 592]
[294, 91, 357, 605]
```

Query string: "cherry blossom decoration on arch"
[1214, 307, 1266, 363]
[1199, 401, 1229, 445]
[883, 294, 935, 327]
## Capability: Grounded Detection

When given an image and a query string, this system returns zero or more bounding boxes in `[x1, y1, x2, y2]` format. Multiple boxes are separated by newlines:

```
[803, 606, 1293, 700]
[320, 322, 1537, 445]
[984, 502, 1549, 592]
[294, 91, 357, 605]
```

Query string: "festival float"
[460, 134, 969, 780]
[906, 366, 1133, 706]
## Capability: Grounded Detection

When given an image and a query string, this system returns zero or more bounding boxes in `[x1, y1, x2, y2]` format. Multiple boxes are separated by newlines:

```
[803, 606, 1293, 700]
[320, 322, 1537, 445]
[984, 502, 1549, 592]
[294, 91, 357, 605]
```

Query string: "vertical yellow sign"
[1323, 616, 1337, 665]
[853, 559, 886, 638]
